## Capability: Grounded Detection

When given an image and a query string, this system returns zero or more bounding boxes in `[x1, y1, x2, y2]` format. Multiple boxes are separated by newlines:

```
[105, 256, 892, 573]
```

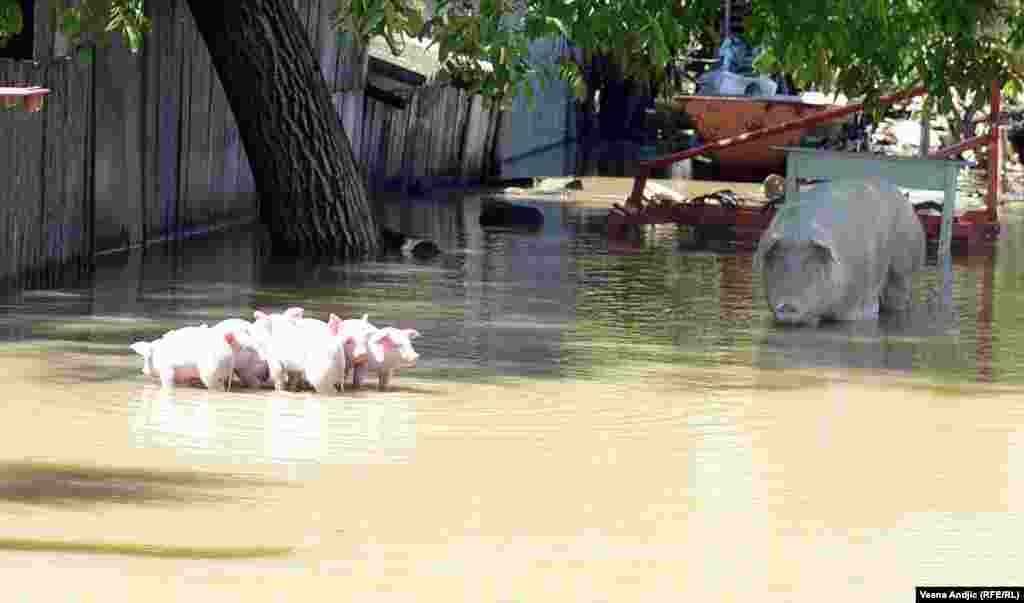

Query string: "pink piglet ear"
[284, 307, 304, 319]
[254, 310, 269, 320]
[223, 332, 241, 352]
[403, 329, 421, 339]
[328, 317, 342, 336]
[368, 332, 390, 363]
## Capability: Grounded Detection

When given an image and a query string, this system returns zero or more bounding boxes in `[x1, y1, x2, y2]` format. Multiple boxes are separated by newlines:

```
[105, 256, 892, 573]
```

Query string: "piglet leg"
[159, 367, 177, 389]
[378, 369, 392, 391]
[268, 359, 289, 392]
[352, 364, 368, 390]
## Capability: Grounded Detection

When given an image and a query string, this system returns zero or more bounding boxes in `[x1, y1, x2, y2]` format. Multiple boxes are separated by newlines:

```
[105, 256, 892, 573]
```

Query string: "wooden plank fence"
[0, 0, 503, 285]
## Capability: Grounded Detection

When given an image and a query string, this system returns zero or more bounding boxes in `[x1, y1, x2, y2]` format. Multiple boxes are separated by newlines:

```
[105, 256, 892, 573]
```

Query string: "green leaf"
[0, 0, 24, 41]
[544, 15, 569, 38]
[366, 9, 385, 34]
[573, 75, 587, 100]
[404, 7, 425, 36]
[127, 29, 143, 53]
[77, 45, 94, 66]
[60, 9, 82, 37]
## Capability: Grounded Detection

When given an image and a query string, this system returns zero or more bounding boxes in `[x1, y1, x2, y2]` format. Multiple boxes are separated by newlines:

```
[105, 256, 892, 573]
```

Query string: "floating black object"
[379, 226, 441, 259]
[479, 200, 544, 232]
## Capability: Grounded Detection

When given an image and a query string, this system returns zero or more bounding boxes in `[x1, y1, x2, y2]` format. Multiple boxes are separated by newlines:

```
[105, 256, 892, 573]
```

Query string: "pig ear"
[129, 341, 151, 357]
[253, 310, 269, 321]
[811, 239, 839, 265]
[329, 313, 341, 323]
[223, 332, 241, 352]
[402, 329, 421, 339]
[361, 314, 369, 322]
[284, 307, 304, 319]
[369, 331, 391, 363]
[369, 341, 384, 364]
[327, 315, 342, 336]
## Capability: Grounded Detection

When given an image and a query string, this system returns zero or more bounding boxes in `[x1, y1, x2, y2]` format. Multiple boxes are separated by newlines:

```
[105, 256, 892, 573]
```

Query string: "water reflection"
[130, 386, 416, 475]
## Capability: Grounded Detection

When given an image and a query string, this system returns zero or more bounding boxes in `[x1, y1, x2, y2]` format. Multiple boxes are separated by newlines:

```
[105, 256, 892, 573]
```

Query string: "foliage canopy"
[747, 0, 1024, 120]
[3, 1, 1024, 131]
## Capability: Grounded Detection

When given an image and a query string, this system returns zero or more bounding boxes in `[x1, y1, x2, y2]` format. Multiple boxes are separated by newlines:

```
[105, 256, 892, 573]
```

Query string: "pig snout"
[775, 302, 799, 320]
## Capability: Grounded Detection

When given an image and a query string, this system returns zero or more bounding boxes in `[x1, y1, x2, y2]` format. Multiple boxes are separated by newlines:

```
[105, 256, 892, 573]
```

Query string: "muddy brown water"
[2, 175, 1024, 601]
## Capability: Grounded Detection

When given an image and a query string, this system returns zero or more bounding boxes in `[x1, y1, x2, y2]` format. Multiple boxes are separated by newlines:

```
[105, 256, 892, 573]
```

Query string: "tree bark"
[184, 0, 378, 259]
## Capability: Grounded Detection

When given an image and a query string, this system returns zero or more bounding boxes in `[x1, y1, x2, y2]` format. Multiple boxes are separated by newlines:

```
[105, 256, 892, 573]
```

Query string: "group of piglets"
[129, 307, 421, 393]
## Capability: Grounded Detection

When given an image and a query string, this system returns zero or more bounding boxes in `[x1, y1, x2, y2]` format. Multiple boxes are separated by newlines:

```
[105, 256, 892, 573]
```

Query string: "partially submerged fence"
[0, 0, 503, 284]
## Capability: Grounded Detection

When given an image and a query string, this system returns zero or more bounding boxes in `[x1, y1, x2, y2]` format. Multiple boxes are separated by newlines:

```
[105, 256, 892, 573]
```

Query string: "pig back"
[761, 178, 921, 310]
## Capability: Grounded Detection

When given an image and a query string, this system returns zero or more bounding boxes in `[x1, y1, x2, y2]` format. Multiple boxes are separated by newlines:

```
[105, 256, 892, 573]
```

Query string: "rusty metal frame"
[615, 82, 1005, 254]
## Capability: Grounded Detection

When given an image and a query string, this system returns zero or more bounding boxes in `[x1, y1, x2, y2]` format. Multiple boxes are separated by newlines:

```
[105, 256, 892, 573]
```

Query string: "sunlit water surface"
[2, 175, 1024, 601]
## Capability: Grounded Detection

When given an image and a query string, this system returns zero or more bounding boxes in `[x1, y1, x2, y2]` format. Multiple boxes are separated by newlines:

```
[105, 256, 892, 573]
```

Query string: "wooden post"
[919, 103, 931, 158]
[988, 79, 1001, 221]
[940, 161, 955, 300]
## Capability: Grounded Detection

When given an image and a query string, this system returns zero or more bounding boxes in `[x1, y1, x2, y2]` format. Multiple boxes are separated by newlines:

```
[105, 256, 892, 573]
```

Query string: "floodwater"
[2, 172, 1024, 601]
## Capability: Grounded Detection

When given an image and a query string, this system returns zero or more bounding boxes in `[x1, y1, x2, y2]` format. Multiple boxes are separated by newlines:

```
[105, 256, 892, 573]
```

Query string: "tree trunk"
[185, 0, 378, 258]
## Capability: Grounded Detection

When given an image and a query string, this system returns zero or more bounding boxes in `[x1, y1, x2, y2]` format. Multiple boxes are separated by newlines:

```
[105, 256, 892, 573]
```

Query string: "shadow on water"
[0, 538, 294, 559]
[0, 460, 284, 509]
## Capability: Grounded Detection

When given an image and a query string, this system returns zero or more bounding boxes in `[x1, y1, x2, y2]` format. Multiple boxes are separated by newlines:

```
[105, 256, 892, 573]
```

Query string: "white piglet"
[261, 313, 348, 394]
[250, 307, 305, 345]
[352, 327, 420, 390]
[130, 326, 242, 391]
[335, 314, 375, 384]
[211, 318, 270, 388]
[130, 324, 212, 387]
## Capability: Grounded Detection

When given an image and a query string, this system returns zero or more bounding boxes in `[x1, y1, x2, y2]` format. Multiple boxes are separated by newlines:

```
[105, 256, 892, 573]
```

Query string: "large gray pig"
[753, 178, 926, 326]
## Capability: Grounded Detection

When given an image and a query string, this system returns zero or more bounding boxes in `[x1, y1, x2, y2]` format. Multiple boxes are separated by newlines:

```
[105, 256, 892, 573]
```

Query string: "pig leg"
[159, 366, 177, 389]
[235, 366, 265, 388]
[378, 369, 392, 391]
[289, 370, 310, 392]
[834, 298, 880, 321]
[880, 267, 913, 312]
[198, 366, 230, 392]
[268, 359, 289, 392]
[202, 373, 231, 392]
[351, 364, 368, 389]
[233, 369, 253, 388]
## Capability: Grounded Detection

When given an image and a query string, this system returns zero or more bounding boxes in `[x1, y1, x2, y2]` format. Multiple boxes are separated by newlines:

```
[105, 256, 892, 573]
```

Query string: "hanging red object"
[0, 82, 50, 113]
